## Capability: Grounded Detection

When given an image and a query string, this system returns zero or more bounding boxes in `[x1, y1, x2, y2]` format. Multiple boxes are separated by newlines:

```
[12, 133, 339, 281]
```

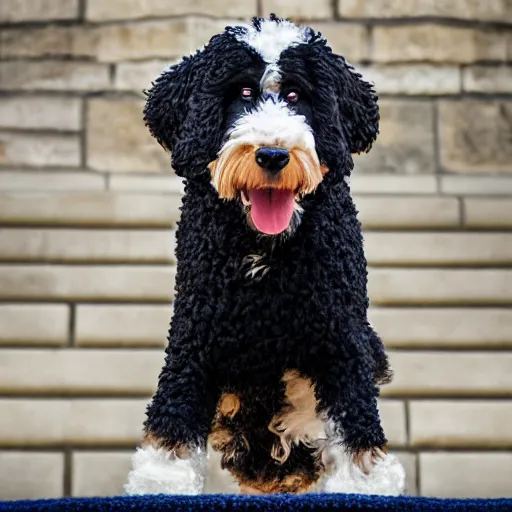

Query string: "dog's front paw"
[323, 446, 405, 496]
[124, 445, 206, 495]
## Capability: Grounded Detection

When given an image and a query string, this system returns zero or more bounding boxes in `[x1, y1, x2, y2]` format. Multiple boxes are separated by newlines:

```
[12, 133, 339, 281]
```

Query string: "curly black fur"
[143, 15, 392, 488]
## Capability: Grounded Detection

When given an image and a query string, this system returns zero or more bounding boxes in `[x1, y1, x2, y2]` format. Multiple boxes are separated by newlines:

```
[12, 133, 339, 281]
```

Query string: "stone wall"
[0, 0, 511, 500]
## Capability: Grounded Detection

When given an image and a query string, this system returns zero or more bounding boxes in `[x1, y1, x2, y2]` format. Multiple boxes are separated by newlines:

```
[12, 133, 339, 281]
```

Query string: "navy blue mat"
[1, 494, 511, 511]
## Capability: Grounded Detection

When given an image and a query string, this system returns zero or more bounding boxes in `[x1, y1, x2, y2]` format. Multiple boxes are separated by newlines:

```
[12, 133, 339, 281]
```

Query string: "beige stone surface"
[464, 199, 512, 228]
[87, 98, 169, 173]
[114, 60, 168, 93]
[339, 0, 512, 22]
[369, 307, 512, 348]
[95, 18, 232, 62]
[373, 25, 506, 63]
[361, 65, 460, 95]
[441, 175, 512, 195]
[463, 66, 512, 93]
[0, 349, 162, 395]
[75, 304, 171, 347]
[0, 26, 97, 59]
[364, 232, 512, 266]
[0, 265, 175, 302]
[0, 304, 69, 346]
[262, 0, 332, 20]
[0, 96, 81, 131]
[384, 352, 512, 397]
[355, 196, 460, 228]
[368, 269, 512, 305]
[394, 452, 417, 496]
[109, 174, 185, 193]
[0, 192, 180, 227]
[0, 399, 147, 446]
[0, 61, 110, 92]
[86, 0, 255, 21]
[353, 100, 435, 174]
[72, 452, 131, 497]
[409, 401, 512, 448]
[379, 400, 407, 447]
[0, 132, 80, 168]
[0, 171, 106, 191]
[349, 174, 437, 194]
[439, 101, 512, 173]
[309, 23, 368, 61]
[0, 0, 79, 22]
[0, 452, 64, 500]
[420, 452, 512, 498]
[0, 229, 175, 263]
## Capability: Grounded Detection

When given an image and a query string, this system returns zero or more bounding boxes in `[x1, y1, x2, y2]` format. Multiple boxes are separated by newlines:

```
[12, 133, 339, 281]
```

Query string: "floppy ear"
[143, 50, 225, 178]
[331, 55, 379, 155]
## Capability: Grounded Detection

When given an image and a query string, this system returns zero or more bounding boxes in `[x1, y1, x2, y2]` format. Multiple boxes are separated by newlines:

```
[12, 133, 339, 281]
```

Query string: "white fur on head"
[124, 445, 207, 495]
[322, 446, 405, 496]
[220, 99, 316, 157]
[235, 19, 309, 63]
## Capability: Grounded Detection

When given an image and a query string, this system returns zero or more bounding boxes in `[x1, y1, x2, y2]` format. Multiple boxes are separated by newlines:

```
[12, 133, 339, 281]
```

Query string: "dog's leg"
[125, 312, 216, 495]
[309, 328, 405, 495]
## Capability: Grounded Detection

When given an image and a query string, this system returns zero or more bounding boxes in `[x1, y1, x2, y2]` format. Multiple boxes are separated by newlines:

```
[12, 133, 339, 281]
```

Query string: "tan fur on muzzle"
[208, 145, 327, 200]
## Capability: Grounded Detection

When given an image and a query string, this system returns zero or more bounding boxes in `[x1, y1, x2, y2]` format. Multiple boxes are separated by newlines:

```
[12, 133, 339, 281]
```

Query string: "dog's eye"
[241, 87, 255, 101]
[286, 91, 299, 104]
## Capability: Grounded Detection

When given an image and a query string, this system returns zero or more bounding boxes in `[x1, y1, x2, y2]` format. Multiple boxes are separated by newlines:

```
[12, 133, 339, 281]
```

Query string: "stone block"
[0, 0, 78, 22]
[0, 61, 110, 92]
[361, 65, 460, 95]
[0, 228, 175, 263]
[339, 0, 512, 22]
[0, 304, 69, 346]
[353, 100, 435, 174]
[86, 0, 255, 21]
[86, 98, 169, 172]
[0, 452, 64, 500]
[0, 265, 175, 302]
[0, 399, 148, 446]
[310, 23, 368, 61]
[355, 196, 460, 228]
[384, 351, 512, 397]
[0, 132, 80, 168]
[368, 269, 512, 305]
[364, 232, 512, 266]
[75, 304, 171, 347]
[373, 25, 506, 63]
[369, 307, 512, 348]
[0, 26, 97, 59]
[95, 18, 232, 62]
[0, 96, 81, 131]
[463, 66, 512, 93]
[420, 452, 512, 498]
[439, 100, 512, 173]
[0, 192, 181, 227]
[464, 199, 512, 228]
[409, 401, 512, 448]
[0, 171, 106, 191]
[0, 349, 162, 395]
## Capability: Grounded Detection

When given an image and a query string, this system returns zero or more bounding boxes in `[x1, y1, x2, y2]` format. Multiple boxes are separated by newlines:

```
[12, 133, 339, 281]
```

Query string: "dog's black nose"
[255, 147, 290, 175]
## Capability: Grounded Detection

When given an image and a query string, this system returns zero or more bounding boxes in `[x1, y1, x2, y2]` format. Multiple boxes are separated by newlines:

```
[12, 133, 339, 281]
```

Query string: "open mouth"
[241, 188, 297, 235]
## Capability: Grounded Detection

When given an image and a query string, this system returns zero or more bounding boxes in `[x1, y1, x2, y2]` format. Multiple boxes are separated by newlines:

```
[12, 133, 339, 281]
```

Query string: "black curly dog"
[135, 15, 394, 495]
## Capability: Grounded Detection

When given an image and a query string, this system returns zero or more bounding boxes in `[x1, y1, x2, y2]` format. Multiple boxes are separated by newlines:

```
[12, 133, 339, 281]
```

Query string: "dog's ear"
[330, 55, 379, 155]
[143, 50, 225, 178]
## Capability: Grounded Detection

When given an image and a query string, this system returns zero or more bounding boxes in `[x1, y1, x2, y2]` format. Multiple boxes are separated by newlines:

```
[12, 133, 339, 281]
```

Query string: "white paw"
[124, 445, 206, 495]
[323, 448, 405, 496]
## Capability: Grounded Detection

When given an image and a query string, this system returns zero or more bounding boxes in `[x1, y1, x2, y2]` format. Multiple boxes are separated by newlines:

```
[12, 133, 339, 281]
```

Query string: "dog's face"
[144, 15, 379, 236]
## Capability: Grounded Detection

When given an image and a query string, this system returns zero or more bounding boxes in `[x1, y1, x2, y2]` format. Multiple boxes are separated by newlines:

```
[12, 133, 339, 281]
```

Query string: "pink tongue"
[248, 188, 295, 235]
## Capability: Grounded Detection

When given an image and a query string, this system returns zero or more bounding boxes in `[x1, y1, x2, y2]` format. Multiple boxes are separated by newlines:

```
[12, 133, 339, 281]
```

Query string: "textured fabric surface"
[1, 494, 512, 511]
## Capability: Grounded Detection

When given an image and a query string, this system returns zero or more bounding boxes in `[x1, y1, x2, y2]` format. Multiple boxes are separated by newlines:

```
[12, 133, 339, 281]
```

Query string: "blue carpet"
[1, 494, 511, 511]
